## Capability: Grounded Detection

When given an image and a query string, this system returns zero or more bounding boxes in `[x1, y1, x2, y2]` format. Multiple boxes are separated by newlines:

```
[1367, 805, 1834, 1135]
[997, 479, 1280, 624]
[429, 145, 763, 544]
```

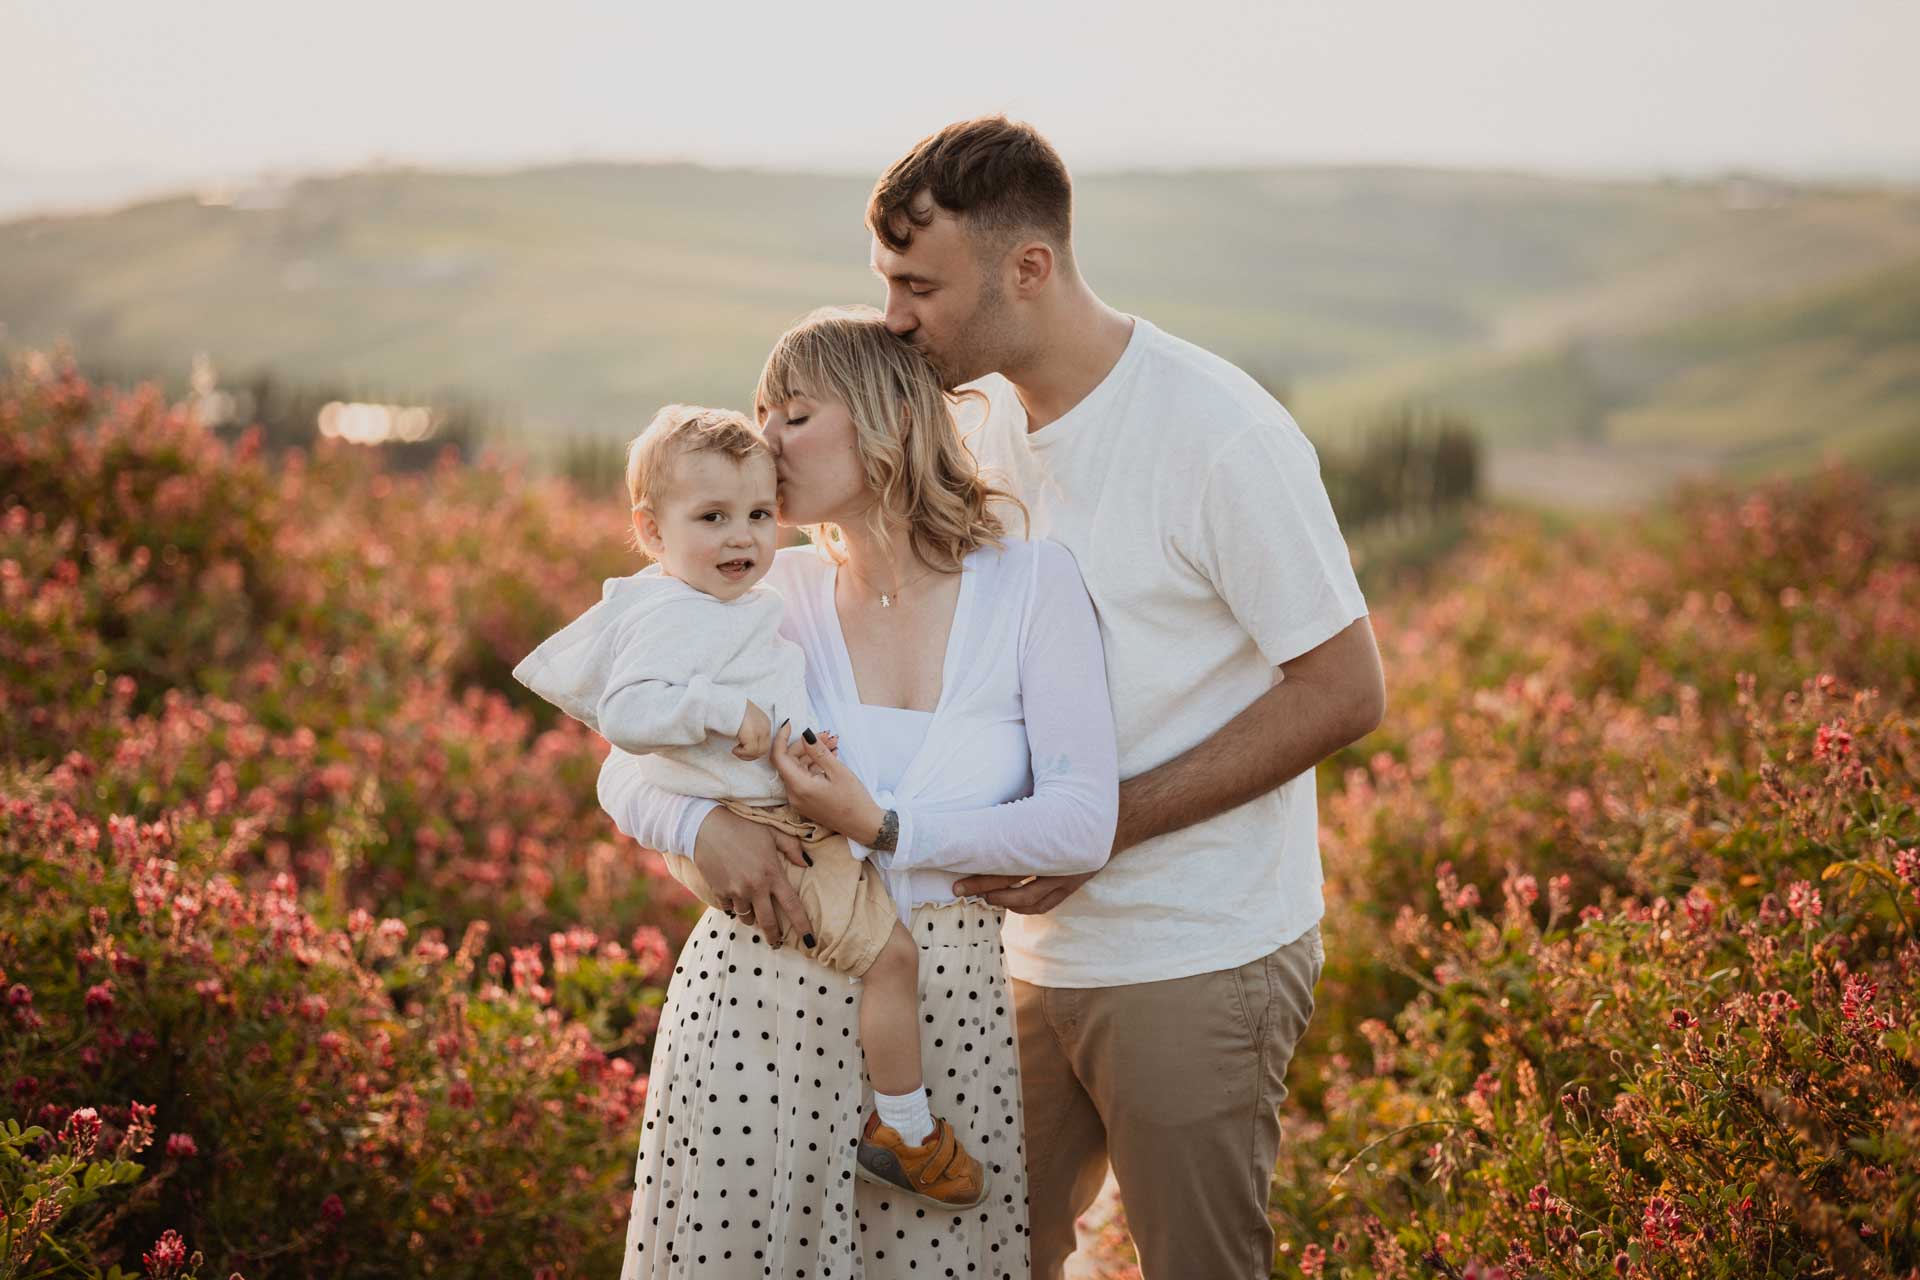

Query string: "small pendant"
[880, 593, 893, 608]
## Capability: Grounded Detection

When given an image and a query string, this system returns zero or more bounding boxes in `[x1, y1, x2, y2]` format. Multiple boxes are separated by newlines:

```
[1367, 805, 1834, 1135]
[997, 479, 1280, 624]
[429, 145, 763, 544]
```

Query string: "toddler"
[513, 404, 987, 1210]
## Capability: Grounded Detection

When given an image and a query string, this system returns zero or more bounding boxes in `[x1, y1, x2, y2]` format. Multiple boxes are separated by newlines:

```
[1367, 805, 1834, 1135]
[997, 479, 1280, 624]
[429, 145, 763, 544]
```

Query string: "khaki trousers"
[1016, 926, 1324, 1280]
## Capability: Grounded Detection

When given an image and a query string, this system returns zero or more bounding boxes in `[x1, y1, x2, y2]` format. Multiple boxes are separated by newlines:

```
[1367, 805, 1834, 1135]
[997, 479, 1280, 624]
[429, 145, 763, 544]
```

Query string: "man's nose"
[882, 295, 915, 337]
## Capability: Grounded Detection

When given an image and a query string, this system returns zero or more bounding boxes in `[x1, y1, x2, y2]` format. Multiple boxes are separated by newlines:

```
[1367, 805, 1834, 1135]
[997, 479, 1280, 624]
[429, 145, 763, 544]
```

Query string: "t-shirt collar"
[1023, 314, 1149, 448]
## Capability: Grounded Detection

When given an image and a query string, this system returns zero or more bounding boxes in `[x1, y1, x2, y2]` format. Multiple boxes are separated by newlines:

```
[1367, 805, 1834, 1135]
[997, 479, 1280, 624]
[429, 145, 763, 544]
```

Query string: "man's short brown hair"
[868, 115, 1073, 256]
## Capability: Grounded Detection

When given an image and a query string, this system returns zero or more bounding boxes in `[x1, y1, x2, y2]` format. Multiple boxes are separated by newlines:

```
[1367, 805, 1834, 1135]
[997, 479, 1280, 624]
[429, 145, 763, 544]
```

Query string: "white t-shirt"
[963, 316, 1368, 987]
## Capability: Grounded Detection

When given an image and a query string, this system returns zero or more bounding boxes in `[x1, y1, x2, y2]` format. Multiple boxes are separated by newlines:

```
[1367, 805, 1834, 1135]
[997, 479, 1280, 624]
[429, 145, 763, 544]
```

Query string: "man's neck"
[1002, 288, 1135, 433]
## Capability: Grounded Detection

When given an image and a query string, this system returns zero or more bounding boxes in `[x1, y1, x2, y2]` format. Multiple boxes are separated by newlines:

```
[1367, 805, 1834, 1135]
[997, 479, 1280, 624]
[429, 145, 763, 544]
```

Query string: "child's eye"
[910, 287, 933, 297]
[700, 512, 724, 522]
[750, 509, 773, 520]
[786, 415, 808, 427]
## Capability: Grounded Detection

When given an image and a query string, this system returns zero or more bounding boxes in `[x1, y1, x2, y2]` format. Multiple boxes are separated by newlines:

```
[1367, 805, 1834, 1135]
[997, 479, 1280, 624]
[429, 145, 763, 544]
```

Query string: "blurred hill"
[2, 162, 1917, 490]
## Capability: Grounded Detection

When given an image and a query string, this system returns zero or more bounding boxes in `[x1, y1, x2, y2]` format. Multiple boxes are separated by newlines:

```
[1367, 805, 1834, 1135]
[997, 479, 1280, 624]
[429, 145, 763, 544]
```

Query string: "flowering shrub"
[0, 351, 684, 941]
[2, 783, 664, 1276]
[2, 355, 688, 1274]
[10, 352, 1919, 1277]
[1264, 472, 1920, 1278]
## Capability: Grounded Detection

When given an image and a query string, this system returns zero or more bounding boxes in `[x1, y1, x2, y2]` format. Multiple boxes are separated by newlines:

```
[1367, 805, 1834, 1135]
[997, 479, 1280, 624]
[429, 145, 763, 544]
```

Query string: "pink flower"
[166, 1132, 199, 1158]
[1813, 720, 1853, 761]
[1839, 974, 1890, 1028]
[1299, 1242, 1326, 1277]
[1668, 1008, 1697, 1031]
[62, 1107, 103, 1158]
[5, 983, 30, 1007]
[84, 981, 115, 1016]
[1641, 1195, 1684, 1251]
[629, 925, 672, 979]
[1682, 887, 1714, 929]
[1785, 880, 1822, 924]
[321, 1193, 346, 1224]
[143, 1229, 189, 1280]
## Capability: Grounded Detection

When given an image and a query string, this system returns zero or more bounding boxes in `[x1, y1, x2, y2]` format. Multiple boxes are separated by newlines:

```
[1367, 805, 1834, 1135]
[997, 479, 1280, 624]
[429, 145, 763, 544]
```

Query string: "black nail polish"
[802, 851, 814, 866]
[802, 728, 818, 745]
[779, 718, 791, 730]
[803, 933, 817, 948]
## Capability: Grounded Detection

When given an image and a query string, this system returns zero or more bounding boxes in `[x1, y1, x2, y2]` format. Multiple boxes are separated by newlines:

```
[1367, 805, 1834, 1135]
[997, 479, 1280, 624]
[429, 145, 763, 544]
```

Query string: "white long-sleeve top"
[514, 571, 814, 804]
[596, 538, 1120, 922]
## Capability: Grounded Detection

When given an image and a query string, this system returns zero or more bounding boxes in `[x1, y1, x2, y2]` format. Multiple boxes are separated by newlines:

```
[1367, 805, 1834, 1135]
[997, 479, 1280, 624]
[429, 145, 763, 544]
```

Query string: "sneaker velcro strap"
[910, 1120, 959, 1186]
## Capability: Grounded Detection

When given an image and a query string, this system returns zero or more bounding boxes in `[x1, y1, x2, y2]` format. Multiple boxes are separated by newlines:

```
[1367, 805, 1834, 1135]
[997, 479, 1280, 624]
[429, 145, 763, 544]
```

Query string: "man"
[866, 117, 1385, 1279]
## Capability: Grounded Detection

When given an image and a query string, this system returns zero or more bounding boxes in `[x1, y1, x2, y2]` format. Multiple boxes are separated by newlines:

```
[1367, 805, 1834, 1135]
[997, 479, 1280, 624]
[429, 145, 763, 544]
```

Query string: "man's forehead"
[870, 204, 967, 275]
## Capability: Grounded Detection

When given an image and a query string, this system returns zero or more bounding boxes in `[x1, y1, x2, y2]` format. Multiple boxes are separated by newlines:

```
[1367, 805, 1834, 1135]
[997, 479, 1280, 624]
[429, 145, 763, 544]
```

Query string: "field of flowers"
[3, 353, 1917, 1278]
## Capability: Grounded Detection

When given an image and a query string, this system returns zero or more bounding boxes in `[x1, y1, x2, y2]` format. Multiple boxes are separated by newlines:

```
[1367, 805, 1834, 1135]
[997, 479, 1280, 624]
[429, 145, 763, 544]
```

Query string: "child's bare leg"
[859, 921, 923, 1095]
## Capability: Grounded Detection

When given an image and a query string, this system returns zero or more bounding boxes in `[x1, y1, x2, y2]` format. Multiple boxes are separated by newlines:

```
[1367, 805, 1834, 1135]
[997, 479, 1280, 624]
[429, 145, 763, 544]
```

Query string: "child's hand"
[771, 722, 884, 844]
[734, 701, 772, 760]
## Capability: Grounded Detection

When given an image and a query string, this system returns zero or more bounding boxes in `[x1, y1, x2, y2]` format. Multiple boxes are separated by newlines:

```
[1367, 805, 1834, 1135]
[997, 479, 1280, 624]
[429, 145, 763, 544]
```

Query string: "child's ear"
[632, 505, 666, 559]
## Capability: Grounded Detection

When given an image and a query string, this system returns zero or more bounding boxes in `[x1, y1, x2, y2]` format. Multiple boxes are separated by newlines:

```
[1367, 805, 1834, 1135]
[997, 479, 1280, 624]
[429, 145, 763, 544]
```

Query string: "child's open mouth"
[716, 559, 755, 579]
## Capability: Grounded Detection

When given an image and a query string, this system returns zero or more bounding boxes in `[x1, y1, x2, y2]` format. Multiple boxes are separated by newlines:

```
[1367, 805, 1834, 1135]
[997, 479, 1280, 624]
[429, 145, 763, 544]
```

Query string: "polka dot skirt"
[620, 900, 1029, 1279]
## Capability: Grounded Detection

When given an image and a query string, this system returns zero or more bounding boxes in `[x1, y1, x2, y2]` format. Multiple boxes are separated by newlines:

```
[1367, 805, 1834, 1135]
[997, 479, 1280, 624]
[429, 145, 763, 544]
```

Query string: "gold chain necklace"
[842, 558, 940, 609]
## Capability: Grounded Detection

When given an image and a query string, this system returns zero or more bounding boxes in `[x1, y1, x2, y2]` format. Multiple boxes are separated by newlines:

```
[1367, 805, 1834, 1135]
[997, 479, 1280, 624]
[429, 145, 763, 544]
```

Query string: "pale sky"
[5, 0, 1917, 187]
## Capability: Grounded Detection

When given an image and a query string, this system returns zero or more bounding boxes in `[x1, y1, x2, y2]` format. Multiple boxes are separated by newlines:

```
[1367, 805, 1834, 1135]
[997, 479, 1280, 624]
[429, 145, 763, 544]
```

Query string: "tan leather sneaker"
[855, 1111, 990, 1211]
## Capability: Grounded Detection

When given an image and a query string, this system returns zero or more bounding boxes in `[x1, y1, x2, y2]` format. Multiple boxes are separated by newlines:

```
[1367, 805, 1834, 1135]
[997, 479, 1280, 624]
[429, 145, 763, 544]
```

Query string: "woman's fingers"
[769, 872, 815, 946]
[751, 886, 782, 946]
[775, 829, 810, 869]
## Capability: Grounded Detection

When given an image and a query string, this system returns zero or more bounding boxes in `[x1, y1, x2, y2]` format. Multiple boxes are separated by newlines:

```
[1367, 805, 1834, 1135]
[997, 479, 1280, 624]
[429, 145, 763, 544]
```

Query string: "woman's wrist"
[854, 800, 892, 850]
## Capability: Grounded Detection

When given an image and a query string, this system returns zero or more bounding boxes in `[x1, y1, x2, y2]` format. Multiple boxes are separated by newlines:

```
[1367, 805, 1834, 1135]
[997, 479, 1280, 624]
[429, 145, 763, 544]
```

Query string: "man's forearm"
[1112, 618, 1385, 855]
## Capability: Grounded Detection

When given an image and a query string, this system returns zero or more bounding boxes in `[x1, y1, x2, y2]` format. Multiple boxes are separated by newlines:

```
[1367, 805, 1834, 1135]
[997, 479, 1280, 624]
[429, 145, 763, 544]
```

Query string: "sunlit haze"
[3, 0, 1916, 214]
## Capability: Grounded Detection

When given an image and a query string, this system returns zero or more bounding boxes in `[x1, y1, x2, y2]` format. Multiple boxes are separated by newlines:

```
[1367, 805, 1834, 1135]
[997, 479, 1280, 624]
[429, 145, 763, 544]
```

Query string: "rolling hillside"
[3, 162, 1918, 487]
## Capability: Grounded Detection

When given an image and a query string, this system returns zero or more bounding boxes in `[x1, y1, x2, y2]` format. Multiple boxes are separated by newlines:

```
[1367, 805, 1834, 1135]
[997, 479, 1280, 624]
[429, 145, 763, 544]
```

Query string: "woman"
[600, 305, 1119, 1278]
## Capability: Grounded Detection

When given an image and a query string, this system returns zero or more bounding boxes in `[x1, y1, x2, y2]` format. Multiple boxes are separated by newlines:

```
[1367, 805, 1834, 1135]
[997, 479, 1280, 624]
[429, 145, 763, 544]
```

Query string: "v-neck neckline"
[823, 548, 977, 720]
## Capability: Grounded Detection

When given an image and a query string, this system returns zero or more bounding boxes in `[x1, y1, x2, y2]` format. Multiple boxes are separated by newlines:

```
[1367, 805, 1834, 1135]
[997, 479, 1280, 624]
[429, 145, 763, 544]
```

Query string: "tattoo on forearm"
[871, 808, 900, 853]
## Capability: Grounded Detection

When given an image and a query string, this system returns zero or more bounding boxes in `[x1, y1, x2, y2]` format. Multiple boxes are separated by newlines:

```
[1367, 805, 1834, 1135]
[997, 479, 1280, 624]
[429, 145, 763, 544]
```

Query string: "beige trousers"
[1016, 925, 1325, 1280]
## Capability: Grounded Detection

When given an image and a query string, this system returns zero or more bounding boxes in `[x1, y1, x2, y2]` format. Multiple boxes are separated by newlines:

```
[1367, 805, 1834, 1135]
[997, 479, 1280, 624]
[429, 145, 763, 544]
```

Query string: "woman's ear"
[632, 505, 667, 559]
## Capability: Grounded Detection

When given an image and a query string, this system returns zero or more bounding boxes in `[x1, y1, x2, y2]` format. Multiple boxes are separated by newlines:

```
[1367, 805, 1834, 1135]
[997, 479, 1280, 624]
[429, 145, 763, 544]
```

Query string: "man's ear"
[1011, 240, 1056, 298]
[632, 505, 667, 559]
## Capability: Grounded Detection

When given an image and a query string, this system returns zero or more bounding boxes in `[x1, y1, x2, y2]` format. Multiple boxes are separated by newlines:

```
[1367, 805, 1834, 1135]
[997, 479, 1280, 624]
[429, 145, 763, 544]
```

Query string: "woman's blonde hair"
[754, 305, 1025, 572]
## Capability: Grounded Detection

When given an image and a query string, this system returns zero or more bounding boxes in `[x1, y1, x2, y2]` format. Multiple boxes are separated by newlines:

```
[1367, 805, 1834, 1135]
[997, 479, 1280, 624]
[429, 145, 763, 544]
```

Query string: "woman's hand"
[691, 807, 815, 946]
[771, 722, 884, 844]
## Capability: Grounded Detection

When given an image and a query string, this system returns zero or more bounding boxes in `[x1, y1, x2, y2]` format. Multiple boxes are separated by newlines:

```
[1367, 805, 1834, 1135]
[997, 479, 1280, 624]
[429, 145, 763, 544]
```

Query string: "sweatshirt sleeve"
[596, 748, 717, 858]
[593, 603, 752, 755]
[881, 542, 1119, 878]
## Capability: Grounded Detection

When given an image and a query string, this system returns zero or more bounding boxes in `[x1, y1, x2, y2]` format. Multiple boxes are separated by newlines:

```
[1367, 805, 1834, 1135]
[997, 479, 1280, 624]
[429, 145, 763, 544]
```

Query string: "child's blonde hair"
[624, 404, 769, 514]
[753, 306, 1024, 572]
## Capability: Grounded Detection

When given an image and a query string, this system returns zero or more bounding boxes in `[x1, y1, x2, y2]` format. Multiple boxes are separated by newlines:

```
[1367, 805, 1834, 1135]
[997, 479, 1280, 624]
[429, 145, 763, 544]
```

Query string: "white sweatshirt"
[513, 569, 813, 804]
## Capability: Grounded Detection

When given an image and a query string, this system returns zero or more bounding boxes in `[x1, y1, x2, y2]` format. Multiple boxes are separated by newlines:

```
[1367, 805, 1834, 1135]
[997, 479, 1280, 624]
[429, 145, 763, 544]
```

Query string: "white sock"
[873, 1086, 935, 1146]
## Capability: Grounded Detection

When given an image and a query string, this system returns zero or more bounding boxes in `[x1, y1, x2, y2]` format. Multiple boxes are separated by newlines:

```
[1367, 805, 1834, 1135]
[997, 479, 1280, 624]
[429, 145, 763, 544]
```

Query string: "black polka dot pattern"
[620, 901, 1028, 1278]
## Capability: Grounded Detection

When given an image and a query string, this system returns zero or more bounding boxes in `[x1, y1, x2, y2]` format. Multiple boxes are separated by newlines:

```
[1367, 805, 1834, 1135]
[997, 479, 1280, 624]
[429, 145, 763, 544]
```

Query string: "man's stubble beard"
[932, 276, 1016, 391]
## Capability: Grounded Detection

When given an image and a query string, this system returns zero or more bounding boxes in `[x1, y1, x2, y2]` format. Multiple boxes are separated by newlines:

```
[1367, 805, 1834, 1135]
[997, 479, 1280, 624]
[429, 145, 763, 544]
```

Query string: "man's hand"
[733, 701, 773, 761]
[691, 806, 814, 946]
[951, 871, 1096, 915]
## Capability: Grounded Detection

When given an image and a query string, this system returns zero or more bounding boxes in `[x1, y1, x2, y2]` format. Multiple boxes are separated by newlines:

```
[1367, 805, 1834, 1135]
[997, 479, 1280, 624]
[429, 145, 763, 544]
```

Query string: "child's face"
[633, 451, 779, 601]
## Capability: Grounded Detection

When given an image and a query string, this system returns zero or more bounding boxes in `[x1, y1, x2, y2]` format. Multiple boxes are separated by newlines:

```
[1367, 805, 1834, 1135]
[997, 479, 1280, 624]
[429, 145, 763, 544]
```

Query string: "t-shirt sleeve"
[885, 542, 1119, 878]
[1192, 418, 1369, 668]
